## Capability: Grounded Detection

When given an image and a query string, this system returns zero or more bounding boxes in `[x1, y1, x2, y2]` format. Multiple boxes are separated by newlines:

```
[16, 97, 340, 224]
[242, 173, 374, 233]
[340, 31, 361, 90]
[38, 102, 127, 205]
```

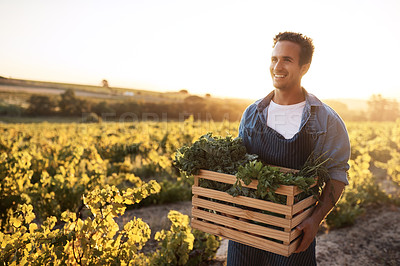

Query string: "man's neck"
[272, 88, 305, 105]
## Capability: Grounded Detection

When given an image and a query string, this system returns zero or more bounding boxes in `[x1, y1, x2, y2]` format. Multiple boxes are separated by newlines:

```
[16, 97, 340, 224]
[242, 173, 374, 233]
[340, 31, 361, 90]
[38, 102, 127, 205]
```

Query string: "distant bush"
[27, 95, 57, 116]
[0, 103, 24, 116]
[2, 88, 250, 121]
[59, 89, 90, 116]
[368, 94, 399, 121]
[91, 101, 115, 117]
[81, 112, 102, 123]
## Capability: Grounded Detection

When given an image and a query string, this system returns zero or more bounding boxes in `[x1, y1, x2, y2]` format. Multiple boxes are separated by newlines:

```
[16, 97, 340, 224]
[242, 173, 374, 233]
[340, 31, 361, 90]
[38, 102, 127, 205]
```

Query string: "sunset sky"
[1, 0, 400, 100]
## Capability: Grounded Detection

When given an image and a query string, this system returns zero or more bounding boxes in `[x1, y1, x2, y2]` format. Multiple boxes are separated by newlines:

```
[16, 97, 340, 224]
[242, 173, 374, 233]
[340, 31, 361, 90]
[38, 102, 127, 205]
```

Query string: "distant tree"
[184, 95, 205, 106]
[179, 89, 189, 94]
[0, 103, 23, 116]
[102, 79, 109, 88]
[368, 94, 399, 121]
[59, 89, 77, 115]
[110, 100, 141, 117]
[205, 93, 211, 98]
[27, 95, 57, 116]
[320, 100, 368, 121]
[92, 101, 115, 116]
[183, 95, 206, 118]
[59, 89, 90, 116]
[323, 100, 351, 120]
[323, 100, 349, 113]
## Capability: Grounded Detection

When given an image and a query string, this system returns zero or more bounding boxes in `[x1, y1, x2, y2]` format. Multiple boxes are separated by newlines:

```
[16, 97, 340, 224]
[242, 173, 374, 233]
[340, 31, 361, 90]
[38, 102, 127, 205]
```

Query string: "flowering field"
[1, 119, 399, 264]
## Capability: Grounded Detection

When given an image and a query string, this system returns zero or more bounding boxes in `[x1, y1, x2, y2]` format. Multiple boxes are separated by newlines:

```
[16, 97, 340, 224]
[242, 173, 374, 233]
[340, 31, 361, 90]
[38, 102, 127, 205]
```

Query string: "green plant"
[151, 210, 220, 266]
[174, 133, 257, 177]
[0, 182, 161, 265]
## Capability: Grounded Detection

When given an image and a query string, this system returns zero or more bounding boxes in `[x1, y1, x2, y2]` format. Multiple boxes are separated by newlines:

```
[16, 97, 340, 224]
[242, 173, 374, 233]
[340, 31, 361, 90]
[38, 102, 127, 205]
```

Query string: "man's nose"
[274, 60, 283, 71]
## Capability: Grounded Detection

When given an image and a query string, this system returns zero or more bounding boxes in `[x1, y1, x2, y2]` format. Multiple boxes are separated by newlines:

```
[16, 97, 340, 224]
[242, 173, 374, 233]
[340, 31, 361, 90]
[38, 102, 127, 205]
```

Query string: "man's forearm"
[310, 179, 345, 224]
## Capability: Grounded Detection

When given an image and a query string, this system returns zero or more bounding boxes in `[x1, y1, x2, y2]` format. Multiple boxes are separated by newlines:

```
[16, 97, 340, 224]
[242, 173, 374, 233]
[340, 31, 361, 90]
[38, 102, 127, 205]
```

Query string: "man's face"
[270, 41, 309, 91]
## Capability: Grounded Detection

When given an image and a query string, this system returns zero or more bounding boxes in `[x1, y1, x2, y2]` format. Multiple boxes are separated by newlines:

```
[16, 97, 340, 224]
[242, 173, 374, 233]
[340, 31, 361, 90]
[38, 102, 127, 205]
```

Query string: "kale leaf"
[174, 133, 329, 204]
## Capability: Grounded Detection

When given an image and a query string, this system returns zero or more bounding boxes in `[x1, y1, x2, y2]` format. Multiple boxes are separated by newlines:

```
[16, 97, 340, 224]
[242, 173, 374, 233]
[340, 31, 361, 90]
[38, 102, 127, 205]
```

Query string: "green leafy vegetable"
[173, 133, 257, 176]
[174, 133, 330, 204]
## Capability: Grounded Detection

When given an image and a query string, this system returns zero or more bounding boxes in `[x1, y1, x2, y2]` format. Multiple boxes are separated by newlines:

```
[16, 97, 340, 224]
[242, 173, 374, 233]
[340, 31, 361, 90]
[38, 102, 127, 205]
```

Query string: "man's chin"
[273, 84, 288, 90]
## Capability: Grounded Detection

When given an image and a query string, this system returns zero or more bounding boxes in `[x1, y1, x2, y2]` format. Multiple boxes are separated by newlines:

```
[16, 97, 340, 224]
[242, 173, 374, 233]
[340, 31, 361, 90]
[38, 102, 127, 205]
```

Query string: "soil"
[117, 202, 400, 266]
[315, 205, 400, 266]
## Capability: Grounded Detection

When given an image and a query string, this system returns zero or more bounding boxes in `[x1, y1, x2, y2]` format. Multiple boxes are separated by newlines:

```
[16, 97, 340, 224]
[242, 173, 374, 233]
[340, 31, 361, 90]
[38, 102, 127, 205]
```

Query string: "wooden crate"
[191, 169, 317, 257]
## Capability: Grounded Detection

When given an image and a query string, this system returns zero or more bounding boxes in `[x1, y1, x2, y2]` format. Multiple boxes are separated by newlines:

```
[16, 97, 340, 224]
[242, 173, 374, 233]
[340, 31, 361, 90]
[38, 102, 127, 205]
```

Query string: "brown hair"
[273, 32, 314, 65]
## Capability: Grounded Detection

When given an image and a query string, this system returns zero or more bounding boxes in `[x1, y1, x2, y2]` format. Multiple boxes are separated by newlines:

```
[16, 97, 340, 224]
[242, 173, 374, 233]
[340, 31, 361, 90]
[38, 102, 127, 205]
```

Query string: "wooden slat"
[193, 175, 200, 212]
[192, 208, 290, 242]
[291, 206, 315, 229]
[286, 195, 294, 206]
[292, 195, 317, 214]
[191, 168, 319, 257]
[288, 237, 302, 254]
[191, 219, 291, 257]
[192, 196, 290, 228]
[289, 227, 302, 242]
[197, 170, 317, 196]
[197, 170, 296, 195]
[192, 186, 292, 215]
[196, 170, 240, 186]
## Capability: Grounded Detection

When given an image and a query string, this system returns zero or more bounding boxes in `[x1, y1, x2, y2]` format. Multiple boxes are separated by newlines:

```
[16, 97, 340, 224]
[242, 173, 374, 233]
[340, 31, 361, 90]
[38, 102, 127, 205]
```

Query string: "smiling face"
[270, 41, 310, 92]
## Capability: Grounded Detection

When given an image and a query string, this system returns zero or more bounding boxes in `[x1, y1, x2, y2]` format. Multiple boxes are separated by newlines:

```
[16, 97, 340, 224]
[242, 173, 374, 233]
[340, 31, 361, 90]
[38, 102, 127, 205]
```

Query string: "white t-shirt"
[265, 100, 306, 139]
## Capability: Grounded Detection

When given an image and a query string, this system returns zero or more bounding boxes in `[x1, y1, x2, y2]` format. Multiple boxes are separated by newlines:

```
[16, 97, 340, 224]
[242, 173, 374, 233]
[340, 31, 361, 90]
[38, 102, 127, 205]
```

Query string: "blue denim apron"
[227, 113, 316, 266]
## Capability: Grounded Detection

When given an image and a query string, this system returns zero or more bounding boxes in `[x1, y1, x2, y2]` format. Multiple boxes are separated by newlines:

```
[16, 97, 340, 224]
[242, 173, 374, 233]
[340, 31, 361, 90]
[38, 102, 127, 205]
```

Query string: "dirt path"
[316, 205, 400, 266]
[119, 203, 400, 265]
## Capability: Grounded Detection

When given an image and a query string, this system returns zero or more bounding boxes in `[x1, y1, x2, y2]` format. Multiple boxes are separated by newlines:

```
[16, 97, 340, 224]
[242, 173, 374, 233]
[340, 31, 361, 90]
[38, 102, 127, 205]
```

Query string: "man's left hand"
[294, 216, 320, 253]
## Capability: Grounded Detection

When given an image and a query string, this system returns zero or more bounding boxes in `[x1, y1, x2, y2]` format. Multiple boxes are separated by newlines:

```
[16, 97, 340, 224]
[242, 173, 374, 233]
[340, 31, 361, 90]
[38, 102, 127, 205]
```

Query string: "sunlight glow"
[0, 0, 399, 101]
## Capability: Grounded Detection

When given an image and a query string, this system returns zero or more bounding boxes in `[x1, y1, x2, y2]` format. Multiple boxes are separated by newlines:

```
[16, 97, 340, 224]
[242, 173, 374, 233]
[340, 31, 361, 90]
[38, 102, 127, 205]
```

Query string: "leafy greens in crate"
[174, 133, 330, 204]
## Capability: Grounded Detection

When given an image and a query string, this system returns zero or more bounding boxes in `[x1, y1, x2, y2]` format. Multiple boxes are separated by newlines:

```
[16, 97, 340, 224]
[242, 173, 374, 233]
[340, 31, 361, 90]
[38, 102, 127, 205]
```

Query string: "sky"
[1, 0, 400, 101]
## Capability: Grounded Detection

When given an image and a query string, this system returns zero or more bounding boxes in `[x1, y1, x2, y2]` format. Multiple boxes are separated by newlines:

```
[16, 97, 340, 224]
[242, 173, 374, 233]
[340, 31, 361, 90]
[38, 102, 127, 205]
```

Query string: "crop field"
[1, 119, 399, 264]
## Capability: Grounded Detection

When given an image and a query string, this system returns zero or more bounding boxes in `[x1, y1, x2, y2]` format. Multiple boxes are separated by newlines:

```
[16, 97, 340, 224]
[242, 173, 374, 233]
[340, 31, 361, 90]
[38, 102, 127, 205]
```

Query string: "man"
[227, 32, 350, 265]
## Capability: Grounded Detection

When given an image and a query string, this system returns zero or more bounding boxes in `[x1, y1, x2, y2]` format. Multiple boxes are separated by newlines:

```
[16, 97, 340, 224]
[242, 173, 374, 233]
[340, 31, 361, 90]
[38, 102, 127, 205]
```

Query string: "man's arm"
[294, 179, 345, 253]
[293, 104, 350, 252]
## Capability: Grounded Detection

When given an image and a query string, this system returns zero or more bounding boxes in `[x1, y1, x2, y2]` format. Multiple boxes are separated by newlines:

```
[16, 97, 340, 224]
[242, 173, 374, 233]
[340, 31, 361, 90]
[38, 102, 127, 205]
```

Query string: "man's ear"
[301, 63, 311, 76]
